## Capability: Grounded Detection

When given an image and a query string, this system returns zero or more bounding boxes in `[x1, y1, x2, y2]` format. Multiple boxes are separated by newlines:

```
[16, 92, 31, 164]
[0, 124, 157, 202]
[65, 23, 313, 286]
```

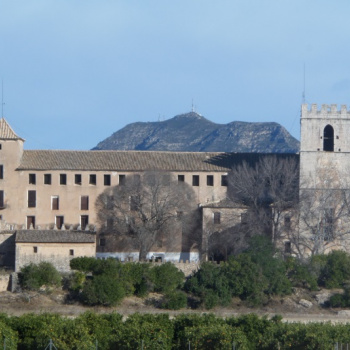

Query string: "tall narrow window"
[104, 174, 111, 186]
[29, 174, 36, 185]
[81, 215, 89, 230]
[44, 174, 51, 185]
[81, 196, 89, 210]
[192, 175, 199, 186]
[75, 174, 82, 185]
[51, 196, 59, 210]
[60, 174, 67, 185]
[207, 175, 214, 186]
[323, 125, 334, 152]
[221, 175, 228, 187]
[119, 174, 126, 185]
[56, 216, 64, 229]
[0, 165, 3, 179]
[27, 216, 35, 229]
[0, 191, 4, 208]
[130, 195, 138, 211]
[213, 212, 221, 224]
[323, 208, 335, 240]
[89, 174, 97, 185]
[28, 190, 36, 208]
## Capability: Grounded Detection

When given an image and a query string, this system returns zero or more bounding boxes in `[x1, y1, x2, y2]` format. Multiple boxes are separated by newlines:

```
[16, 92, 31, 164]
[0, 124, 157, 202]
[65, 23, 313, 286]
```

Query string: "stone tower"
[300, 104, 350, 189]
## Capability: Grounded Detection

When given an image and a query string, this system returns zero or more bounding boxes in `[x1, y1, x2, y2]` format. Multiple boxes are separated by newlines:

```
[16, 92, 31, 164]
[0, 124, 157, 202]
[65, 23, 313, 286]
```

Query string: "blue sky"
[1, 1, 350, 150]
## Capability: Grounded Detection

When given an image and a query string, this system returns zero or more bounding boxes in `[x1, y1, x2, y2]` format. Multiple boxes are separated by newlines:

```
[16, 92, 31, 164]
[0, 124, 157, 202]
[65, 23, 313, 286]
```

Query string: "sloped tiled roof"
[17, 150, 233, 172]
[17, 150, 299, 172]
[15, 230, 96, 243]
[0, 118, 24, 140]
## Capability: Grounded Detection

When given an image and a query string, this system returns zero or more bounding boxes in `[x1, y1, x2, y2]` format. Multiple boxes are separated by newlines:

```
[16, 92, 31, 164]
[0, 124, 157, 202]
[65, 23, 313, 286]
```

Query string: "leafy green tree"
[19, 262, 61, 291]
[150, 262, 185, 294]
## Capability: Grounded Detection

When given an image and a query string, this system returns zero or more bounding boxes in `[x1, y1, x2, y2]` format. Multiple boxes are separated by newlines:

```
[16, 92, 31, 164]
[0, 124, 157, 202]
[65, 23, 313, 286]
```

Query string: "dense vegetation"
[0, 312, 349, 349]
[18, 238, 350, 310]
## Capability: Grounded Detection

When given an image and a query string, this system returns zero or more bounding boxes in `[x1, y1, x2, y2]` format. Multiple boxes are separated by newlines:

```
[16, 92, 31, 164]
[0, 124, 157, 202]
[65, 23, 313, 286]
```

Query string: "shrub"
[160, 291, 187, 310]
[286, 257, 318, 291]
[318, 251, 350, 288]
[150, 262, 185, 294]
[80, 274, 125, 306]
[19, 262, 61, 291]
[69, 257, 98, 272]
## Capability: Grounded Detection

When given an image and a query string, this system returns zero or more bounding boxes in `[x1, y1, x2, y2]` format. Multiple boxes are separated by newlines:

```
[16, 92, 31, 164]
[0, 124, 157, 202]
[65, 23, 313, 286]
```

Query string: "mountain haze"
[93, 112, 299, 153]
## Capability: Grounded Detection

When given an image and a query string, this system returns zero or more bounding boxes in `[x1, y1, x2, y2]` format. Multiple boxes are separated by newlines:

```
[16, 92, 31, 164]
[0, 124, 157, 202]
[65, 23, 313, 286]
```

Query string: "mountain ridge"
[92, 112, 300, 153]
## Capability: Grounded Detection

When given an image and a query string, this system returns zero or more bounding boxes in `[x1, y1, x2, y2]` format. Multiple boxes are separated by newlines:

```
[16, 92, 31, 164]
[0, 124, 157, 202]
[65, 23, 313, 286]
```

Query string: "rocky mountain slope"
[92, 112, 299, 153]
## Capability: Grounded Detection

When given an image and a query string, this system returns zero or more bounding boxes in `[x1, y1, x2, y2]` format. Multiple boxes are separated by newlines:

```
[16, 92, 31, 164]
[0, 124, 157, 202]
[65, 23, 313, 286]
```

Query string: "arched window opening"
[323, 125, 334, 152]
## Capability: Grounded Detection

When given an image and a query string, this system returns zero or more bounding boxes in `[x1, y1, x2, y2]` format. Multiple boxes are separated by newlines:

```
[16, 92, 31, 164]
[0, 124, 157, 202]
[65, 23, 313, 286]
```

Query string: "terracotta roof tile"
[18, 150, 233, 172]
[0, 118, 23, 140]
[15, 230, 96, 243]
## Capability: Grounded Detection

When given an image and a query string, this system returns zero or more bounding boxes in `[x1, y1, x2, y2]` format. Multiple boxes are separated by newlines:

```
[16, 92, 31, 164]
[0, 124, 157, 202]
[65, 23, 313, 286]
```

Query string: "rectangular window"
[0, 191, 4, 208]
[284, 241, 292, 254]
[130, 195, 138, 211]
[214, 212, 221, 224]
[99, 238, 106, 247]
[81, 215, 89, 230]
[221, 175, 228, 186]
[51, 196, 59, 210]
[284, 216, 291, 230]
[27, 216, 35, 229]
[28, 190, 36, 208]
[56, 216, 64, 229]
[0, 165, 3, 179]
[33, 246, 38, 253]
[207, 175, 214, 186]
[241, 212, 248, 225]
[178, 175, 185, 183]
[89, 174, 96, 185]
[192, 175, 199, 186]
[60, 174, 67, 185]
[106, 218, 114, 229]
[324, 208, 335, 240]
[81, 196, 89, 210]
[44, 174, 51, 185]
[104, 174, 111, 186]
[29, 174, 36, 185]
[75, 174, 82, 185]
[119, 174, 126, 185]
[69, 249, 74, 256]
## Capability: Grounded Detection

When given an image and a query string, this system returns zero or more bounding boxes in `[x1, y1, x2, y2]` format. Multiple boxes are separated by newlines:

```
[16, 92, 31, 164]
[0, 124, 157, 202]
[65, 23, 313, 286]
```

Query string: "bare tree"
[293, 163, 350, 257]
[227, 155, 299, 244]
[95, 171, 200, 261]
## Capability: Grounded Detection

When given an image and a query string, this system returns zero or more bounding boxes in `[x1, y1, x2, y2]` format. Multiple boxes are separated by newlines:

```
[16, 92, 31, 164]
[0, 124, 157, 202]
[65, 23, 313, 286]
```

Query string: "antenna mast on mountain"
[191, 99, 195, 113]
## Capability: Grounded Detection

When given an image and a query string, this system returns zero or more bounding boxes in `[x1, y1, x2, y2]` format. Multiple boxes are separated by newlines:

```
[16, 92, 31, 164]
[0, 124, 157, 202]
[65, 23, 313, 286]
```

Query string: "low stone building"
[15, 230, 96, 272]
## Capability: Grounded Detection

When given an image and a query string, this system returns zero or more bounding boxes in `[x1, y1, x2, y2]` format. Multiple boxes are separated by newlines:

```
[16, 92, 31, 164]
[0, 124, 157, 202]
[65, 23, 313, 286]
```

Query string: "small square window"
[221, 175, 228, 186]
[44, 174, 51, 185]
[89, 174, 97, 185]
[60, 174, 67, 185]
[104, 174, 111, 186]
[192, 175, 199, 186]
[69, 249, 74, 256]
[75, 174, 82, 185]
[207, 175, 214, 186]
[178, 175, 185, 182]
[29, 174, 36, 185]
[33, 246, 38, 253]
[119, 174, 126, 185]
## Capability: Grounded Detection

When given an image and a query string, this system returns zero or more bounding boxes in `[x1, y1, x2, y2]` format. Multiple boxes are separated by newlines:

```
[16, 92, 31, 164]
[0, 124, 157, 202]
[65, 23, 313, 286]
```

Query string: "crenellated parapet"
[302, 104, 350, 118]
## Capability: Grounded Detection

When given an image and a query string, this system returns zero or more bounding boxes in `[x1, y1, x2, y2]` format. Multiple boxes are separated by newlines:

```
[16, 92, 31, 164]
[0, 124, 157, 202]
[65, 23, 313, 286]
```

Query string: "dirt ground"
[1, 288, 350, 324]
